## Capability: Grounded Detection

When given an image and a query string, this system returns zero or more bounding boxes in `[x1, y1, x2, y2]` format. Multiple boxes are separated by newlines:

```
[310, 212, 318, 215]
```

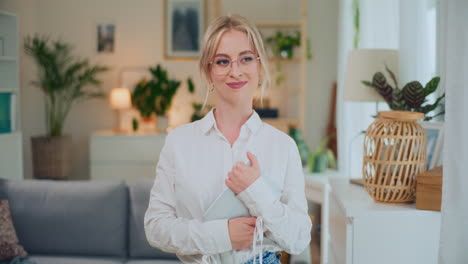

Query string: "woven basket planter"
[363, 111, 427, 203]
[31, 135, 72, 180]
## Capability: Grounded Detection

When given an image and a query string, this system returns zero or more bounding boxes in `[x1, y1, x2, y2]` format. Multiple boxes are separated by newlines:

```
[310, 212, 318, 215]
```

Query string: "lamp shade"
[110, 88, 131, 109]
[343, 49, 399, 102]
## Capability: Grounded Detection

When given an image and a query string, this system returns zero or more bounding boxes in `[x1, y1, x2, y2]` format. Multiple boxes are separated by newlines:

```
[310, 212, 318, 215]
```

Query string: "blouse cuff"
[237, 177, 278, 217]
[210, 218, 233, 253]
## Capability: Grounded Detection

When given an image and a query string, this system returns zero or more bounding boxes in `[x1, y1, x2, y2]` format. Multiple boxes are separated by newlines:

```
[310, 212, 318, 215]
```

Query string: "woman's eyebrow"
[239, 50, 255, 55]
[213, 50, 255, 58]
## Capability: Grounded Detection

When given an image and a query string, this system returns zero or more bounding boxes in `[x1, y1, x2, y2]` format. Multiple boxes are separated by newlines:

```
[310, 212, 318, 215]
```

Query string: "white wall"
[306, 0, 339, 150]
[1, 0, 338, 180]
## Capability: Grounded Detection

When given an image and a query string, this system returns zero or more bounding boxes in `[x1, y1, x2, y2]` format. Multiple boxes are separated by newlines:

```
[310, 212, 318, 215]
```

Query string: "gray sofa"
[0, 178, 182, 264]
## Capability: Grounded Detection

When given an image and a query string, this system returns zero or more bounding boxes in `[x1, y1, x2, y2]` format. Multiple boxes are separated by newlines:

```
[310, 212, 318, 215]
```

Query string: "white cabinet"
[0, 11, 23, 180]
[328, 178, 441, 264]
[90, 131, 166, 181]
[304, 169, 342, 264]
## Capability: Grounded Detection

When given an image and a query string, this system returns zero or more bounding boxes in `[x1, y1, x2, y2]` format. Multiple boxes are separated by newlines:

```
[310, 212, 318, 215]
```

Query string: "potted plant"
[288, 124, 310, 166]
[131, 64, 194, 133]
[24, 35, 108, 180]
[360, 68, 445, 202]
[308, 134, 337, 173]
[361, 66, 445, 120]
[266, 30, 313, 86]
[191, 102, 214, 122]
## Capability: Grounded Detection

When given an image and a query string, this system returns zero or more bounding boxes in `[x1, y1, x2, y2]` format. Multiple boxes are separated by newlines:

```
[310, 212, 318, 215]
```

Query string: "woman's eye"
[240, 56, 254, 63]
[215, 59, 230, 66]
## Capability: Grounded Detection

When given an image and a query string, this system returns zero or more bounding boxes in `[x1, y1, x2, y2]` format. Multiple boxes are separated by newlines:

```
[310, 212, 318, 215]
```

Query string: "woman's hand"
[228, 217, 257, 250]
[225, 152, 260, 194]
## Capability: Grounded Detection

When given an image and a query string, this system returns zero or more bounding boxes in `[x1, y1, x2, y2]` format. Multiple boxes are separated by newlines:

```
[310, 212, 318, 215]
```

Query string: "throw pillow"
[0, 200, 27, 261]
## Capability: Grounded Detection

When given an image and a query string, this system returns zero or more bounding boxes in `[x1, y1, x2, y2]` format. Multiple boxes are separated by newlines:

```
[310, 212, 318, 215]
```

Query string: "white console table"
[327, 178, 441, 264]
[304, 169, 341, 264]
[90, 131, 166, 181]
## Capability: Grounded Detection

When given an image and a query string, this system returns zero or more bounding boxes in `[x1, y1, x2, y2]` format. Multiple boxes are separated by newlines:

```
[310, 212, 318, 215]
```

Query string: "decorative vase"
[31, 135, 72, 180]
[140, 115, 156, 134]
[363, 111, 427, 203]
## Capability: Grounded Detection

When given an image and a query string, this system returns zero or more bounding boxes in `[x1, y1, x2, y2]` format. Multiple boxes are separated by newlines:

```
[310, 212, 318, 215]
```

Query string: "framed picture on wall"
[420, 122, 444, 170]
[165, 0, 205, 60]
[97, 23, 115, 53]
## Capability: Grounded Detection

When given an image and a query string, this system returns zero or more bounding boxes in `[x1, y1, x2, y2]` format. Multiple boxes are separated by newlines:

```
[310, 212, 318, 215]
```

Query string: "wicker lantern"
[363, 111, 427, 203]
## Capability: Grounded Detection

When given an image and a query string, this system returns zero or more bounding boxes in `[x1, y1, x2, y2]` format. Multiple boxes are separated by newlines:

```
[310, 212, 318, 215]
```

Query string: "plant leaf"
[417, 93, 445, 114]
[424, 77, 441, 97]
[372, 72, 393, 104]
[385, 64, 399, 89]
[391, 87, 408, 110]
[187, 77, 195, 93]
[402, 81, 425, 109]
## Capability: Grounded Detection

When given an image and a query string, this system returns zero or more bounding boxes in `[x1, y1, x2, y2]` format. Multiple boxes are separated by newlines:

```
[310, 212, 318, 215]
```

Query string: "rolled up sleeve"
[237, 138, 312, 254]
[144, 134, 233, 255]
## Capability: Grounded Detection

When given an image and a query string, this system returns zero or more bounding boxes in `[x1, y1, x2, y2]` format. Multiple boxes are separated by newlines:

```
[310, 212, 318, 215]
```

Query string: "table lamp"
[342, 49, 399, 184]
[110, 87, 131, 133]
[343, 49, 399, 103]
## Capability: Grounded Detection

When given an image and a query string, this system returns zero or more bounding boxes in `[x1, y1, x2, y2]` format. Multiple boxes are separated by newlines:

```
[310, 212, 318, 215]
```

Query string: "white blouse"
[144, 109, 312, 264]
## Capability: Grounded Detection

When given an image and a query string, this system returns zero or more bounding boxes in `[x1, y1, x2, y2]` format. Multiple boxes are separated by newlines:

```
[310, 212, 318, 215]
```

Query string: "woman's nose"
[229, 60, 243, 77]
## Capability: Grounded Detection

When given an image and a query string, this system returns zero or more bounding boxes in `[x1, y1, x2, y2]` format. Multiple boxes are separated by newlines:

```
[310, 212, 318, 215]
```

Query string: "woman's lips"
[226, 81, 247, 89]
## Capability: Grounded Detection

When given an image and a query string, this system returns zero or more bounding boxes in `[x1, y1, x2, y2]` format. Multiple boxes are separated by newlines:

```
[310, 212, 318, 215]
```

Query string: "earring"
[209, 84, 214, 92]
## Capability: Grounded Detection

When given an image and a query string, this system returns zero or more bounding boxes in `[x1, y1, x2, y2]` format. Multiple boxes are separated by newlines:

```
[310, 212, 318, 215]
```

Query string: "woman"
[144, 14, 312, 264]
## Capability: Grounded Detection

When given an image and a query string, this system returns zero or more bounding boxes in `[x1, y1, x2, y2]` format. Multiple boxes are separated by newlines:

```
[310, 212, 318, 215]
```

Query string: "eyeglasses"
[209, 53, 260, 76]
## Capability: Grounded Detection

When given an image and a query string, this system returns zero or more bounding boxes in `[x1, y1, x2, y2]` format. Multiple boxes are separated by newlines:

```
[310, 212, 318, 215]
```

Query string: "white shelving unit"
[0, 11, 23, 180]
[213, 0, 309, 131]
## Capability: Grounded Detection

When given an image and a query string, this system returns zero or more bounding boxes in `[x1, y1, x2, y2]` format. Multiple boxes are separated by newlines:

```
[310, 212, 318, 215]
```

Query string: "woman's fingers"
[247, 152, 259, 169]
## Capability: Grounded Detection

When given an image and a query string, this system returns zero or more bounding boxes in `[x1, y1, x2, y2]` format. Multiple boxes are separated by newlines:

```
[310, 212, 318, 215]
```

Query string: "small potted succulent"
[308, 134, 337, 173]
[131, 64, 194, 132]
[361, 66, 445, 121]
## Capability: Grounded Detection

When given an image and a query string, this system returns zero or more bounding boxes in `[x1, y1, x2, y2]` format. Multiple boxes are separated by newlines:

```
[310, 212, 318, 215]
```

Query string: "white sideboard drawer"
[328, 241, 338, 264]
[90, 133, 166, 162]
[91, 164, 156, 181]
[90, 131, 166, 180]
[328, 188, 350, 264]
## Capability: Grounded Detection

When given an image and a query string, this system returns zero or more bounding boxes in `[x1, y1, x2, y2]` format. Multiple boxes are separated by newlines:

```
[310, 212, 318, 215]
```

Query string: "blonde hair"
[199, 14, 271, 108]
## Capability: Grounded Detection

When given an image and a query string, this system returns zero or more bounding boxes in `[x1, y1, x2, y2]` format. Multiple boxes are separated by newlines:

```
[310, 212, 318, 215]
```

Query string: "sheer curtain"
[337, 0, 468, 261]
[337, 0, 438, 178]
[438, 0, 468, 262]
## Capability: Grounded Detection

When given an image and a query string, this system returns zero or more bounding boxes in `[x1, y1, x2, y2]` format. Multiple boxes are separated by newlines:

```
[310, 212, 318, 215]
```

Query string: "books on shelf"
[0, 92, 15, 133]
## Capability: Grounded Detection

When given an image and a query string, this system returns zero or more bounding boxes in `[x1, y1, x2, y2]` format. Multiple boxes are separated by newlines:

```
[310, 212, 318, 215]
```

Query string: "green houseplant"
[267, 31, 301, 60]
[191, 102, 213, 122]
[131, 64, 194, 132]
[266, 30, 313, 85]
[308, 134, 337, 173]
[362, 66, 445, 121]
[24, 35, 108, 179]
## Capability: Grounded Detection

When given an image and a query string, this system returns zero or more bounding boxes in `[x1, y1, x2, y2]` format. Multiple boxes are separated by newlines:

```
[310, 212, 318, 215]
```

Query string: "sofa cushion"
[127, 179, 177, 259]
[28, 255, 124, 264]
[0, 200, 28, 261]
[0, 179, 128, 258]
